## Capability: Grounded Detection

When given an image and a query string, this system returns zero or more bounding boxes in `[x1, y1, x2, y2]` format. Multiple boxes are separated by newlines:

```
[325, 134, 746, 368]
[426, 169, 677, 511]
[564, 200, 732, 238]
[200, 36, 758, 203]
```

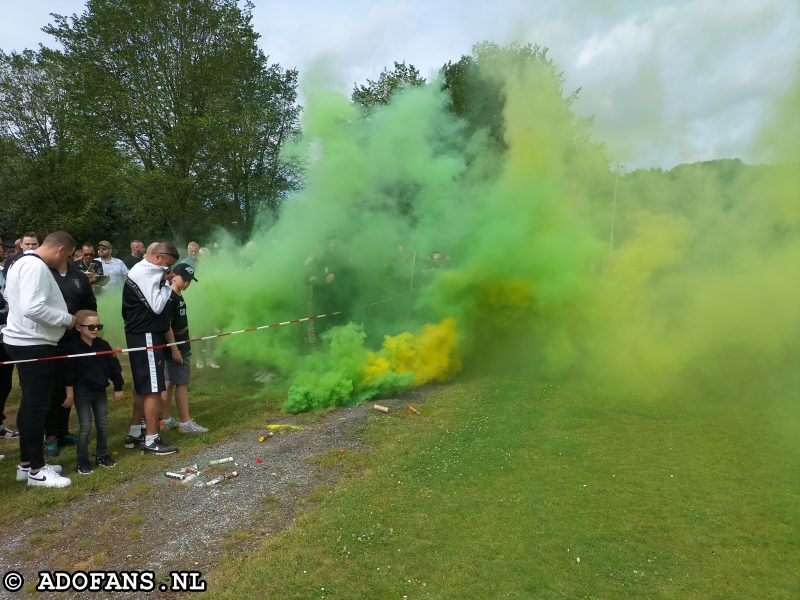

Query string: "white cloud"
[1, 0, 798, 168]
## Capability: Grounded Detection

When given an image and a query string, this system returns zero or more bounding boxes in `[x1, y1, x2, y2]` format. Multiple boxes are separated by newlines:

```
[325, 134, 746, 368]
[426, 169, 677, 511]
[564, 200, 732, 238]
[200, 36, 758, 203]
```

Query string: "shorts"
[164, 355, 191, 386]
[126, 332, 166, 394]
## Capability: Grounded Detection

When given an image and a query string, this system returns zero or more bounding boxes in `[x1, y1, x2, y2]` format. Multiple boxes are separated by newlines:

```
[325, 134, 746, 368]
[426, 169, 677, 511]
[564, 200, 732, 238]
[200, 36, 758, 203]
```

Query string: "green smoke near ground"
[171, 42, 798, 412]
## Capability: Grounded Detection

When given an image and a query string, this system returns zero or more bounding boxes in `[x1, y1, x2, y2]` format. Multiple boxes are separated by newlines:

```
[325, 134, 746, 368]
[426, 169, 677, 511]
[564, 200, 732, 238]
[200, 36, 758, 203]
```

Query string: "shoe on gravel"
[141, 438, 178, 455]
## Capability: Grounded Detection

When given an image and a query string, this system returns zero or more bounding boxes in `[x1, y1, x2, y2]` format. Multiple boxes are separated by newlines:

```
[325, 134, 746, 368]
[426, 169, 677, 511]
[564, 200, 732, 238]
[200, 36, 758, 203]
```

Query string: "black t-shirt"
[122, 254, 142, 269]
[52, 261, 97, 314]
[169, 290, 191, 354]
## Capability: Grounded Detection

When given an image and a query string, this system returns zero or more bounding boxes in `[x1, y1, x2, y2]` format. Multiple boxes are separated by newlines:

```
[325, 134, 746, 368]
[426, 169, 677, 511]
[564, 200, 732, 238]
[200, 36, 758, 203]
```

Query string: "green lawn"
[205, 378, 800, 599]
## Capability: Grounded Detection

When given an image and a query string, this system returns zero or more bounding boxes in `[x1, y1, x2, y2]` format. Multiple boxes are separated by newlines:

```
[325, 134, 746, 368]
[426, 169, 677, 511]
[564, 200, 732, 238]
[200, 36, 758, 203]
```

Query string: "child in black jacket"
[63, 310, 124, 474]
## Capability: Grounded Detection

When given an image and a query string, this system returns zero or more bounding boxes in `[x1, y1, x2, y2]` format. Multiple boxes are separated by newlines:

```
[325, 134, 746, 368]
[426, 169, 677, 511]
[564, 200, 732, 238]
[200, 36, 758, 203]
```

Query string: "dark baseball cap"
[173, 263, 198, 282]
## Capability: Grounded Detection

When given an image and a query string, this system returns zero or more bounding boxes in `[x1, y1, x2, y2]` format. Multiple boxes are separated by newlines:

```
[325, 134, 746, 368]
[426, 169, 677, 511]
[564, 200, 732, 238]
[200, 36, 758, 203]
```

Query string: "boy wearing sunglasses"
[62, 310, 124, 474]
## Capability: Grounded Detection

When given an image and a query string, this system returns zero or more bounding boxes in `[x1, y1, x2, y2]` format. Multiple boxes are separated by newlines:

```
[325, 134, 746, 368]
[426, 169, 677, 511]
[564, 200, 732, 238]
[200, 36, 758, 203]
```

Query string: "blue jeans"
[75, 386, 109, 465]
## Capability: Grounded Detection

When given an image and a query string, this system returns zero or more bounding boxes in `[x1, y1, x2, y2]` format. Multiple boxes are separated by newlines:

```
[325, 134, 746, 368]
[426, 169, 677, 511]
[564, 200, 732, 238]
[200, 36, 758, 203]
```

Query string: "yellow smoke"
[363, 318, 461, 386]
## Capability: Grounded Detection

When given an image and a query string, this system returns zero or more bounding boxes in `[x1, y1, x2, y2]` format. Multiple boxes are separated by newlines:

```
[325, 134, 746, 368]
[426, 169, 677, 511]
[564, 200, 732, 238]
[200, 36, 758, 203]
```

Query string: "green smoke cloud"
[98, 43, 797, 414]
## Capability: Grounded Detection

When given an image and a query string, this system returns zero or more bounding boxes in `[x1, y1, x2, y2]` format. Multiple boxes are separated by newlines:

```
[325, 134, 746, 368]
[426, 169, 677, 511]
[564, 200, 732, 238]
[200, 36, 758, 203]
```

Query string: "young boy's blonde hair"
[74, 309, 99, 325]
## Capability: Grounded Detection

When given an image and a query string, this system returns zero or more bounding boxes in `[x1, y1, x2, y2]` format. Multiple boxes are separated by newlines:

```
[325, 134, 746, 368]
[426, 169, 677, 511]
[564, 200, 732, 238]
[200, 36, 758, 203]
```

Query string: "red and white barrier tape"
[0, 310, 342, 366]
[0, 290, 415, 366]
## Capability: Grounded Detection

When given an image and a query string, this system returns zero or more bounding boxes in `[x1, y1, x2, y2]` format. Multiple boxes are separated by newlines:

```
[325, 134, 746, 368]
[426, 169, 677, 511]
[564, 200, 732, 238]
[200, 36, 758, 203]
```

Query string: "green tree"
[45, 0, 300, 240]
[0, 48, 130, 241]
[351, 61, 426, 111]
[199, 61, 302, 239]
[440, 42, 568, 151]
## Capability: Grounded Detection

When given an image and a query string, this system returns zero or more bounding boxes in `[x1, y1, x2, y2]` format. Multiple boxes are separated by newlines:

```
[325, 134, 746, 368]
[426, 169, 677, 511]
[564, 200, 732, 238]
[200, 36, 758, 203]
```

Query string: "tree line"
[1, 0, 578, 247]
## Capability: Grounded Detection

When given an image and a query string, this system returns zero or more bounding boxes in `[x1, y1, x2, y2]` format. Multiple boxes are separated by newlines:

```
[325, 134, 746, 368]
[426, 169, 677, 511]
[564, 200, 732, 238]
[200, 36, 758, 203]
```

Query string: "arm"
[149, 282, 173, 314]
[63, 386, 74, 408]
[109, 354, 125, 392]
[165, 327, 183, 363]
[19, 262, 73, 328]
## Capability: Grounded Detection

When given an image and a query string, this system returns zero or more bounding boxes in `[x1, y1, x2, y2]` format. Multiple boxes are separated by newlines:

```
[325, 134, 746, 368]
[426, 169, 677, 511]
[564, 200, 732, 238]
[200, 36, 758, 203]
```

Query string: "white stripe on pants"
[146, 332, 158, 392]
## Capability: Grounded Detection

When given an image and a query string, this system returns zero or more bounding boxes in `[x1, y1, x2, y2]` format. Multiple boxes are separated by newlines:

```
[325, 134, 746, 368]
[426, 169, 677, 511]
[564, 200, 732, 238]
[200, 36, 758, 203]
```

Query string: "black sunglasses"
[78, 324, 104, 331]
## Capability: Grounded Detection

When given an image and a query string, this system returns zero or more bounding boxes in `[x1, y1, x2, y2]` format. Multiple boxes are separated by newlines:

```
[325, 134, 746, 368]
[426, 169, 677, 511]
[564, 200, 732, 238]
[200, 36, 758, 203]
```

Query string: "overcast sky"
[1, 0, 798, 168]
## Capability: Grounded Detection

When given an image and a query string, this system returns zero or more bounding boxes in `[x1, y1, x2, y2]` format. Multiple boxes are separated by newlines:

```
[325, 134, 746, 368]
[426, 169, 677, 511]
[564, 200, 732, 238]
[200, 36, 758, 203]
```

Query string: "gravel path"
[0, 396, 418, 599]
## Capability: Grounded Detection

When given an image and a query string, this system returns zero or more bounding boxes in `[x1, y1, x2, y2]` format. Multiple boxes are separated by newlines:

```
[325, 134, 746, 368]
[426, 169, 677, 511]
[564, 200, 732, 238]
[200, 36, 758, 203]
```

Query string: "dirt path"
[0, 396, 419, 598]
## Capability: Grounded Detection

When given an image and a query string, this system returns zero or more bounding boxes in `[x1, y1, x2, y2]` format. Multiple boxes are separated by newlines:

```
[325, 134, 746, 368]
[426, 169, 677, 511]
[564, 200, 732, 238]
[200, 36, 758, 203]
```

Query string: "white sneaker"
[17, 463, 63, 481]
[27, 465, 72, 488]
[207, 359, 220, 369]
[178, 420, 209, 433]
[195, 358, 204, 369]
[0, 454, 5, 461]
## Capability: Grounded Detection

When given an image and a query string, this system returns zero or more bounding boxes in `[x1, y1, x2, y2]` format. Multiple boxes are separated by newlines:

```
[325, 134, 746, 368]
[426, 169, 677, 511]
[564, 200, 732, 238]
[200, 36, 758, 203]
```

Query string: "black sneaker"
[76, 463, 93, 475]
[124, 433, 145, 449]
[141, 438, 178, 455]
[0, 426, 19, 439]
[96, 455, 117, 468]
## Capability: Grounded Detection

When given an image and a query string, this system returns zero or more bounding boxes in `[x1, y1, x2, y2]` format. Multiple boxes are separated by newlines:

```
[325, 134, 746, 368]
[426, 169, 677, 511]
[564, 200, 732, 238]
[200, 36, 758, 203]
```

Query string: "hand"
[163, 270, 176, 281]
[69, 315, 78, 329]
[62, 396, 74, 408]
[87, 271, 98, 282]
[171, 352, 184, 365]
[113, 391, 124, 401]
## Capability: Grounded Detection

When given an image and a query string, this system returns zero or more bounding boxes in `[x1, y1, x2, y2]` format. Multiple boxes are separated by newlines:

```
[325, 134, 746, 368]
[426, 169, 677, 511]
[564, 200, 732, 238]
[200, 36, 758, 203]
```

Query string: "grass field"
[1, 363, 798, 599]
[205, 378, 800, 599]
[0, 361, 281, 528]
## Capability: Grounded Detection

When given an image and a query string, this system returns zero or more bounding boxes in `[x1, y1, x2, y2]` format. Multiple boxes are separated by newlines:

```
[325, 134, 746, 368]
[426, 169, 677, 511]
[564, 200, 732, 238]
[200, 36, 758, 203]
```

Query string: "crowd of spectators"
[0, 229, 211, 487]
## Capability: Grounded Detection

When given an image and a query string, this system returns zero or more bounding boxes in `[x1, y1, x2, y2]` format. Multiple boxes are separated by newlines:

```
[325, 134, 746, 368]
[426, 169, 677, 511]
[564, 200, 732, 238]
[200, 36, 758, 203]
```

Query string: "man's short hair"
[149, 242, 180, 259]
[131, 239, 143, 247]
[42, 231, 77, 251]
[22, 231, 38, 241]
[82, 241, 95, 249]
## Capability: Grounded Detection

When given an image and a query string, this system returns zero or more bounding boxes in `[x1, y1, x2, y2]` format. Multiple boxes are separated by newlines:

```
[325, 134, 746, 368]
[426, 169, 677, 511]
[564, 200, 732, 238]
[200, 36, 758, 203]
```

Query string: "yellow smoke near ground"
[363, 318, 461, 387]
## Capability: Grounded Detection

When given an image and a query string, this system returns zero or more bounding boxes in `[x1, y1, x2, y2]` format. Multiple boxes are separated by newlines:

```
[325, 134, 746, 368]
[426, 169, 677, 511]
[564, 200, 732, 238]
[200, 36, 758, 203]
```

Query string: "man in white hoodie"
[122, 242, 179, 455]
[3, 231, 77, 488]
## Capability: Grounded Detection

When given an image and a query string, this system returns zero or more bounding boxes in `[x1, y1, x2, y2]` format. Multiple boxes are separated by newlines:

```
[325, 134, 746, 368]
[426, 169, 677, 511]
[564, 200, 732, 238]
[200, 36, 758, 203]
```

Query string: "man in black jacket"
[44, 256, 98, 455]
[122, 242, 179, 455]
